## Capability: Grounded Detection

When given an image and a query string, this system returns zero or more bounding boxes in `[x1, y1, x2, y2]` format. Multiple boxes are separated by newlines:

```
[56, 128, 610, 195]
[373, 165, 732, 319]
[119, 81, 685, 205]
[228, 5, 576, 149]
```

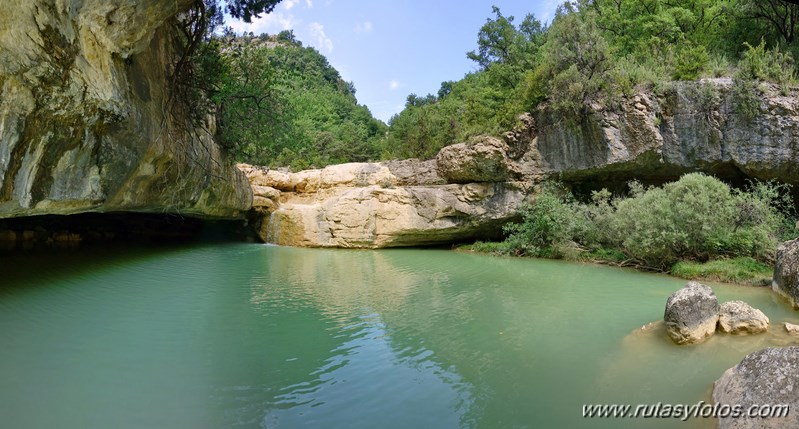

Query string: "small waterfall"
[265, 209, 282, 244]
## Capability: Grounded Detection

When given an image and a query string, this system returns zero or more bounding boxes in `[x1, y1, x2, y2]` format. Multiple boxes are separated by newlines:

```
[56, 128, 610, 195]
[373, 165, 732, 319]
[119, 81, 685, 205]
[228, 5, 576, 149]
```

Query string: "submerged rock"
[713, 347, 798, 429]
[774, 238, 799, 308]
[717, 301, 769, 335]
[664, 282, 720, 345]
[785, 322, 799, 335]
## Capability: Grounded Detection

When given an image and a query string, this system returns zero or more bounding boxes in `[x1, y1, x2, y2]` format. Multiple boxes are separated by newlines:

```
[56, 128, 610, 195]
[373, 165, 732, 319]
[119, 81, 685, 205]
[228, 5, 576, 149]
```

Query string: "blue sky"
[227, 1, 561, 123]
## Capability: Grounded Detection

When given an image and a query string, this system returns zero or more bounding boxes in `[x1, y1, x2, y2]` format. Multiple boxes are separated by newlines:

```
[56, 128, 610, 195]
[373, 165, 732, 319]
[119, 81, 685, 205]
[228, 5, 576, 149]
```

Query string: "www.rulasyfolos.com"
[582, 401, 790, 421]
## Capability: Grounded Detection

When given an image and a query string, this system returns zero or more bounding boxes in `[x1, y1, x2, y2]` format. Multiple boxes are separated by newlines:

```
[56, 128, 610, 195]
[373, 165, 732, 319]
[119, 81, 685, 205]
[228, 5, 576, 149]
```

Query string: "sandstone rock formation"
[664, 282, 720, 344]
[240, 154, 533, 248]
[436, 136, 520, 183]
[0, 0, 250, 220]
[785, 322, 799, 334]
[717, 301, 769, 335]
[533, 79, 799, 187]
[713, 347, 798, 429]
[774, 238, 799, 308]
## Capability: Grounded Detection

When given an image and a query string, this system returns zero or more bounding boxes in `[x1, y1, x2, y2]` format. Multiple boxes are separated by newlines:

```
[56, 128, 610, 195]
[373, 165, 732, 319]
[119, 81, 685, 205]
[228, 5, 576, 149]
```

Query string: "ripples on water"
[1, 243, 797, 429]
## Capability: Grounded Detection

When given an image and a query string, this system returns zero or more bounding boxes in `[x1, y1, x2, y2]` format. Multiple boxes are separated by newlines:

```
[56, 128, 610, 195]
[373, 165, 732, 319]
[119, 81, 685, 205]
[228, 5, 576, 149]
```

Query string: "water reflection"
[3, 244, 799, 429]
[247, 248, 475, 429]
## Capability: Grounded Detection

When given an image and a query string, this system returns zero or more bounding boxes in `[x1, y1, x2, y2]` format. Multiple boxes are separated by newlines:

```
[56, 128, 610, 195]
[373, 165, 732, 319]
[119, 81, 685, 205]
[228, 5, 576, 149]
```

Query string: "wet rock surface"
[717, 301, 770, 335]
[664, 282, 720, 345]
[774, 238, 799, 308]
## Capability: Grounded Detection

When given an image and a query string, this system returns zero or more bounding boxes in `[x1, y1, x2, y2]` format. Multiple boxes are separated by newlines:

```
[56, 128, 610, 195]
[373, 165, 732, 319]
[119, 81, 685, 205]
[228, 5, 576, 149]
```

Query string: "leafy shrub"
[502, 184, 576, 256]
[674, 45, 709, 80]
[730, 76, 761, 121]
[493, 174, 796, 271]
[738, 40, 795, 85]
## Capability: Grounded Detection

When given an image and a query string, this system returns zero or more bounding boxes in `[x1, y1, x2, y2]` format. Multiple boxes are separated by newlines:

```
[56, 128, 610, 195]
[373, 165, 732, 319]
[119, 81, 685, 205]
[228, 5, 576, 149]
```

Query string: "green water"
[2, 244, 798, 429]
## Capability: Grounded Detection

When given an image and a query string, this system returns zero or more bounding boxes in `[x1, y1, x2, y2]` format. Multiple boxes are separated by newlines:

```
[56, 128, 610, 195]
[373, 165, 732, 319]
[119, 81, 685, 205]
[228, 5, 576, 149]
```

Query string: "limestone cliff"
[0, 0, 251, 219]
[534, 78, 799, 186]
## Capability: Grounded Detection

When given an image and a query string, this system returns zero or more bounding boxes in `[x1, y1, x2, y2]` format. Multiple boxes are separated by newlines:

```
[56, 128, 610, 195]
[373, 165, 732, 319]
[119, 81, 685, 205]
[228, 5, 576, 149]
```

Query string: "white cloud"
[305, 0, 313, 8]
[227, 11, 297, 35]
[389, 80, 399, 90]
[309, 22, 333, 52]
[354, 21, 373, 33]
[284, 0, 296, 10]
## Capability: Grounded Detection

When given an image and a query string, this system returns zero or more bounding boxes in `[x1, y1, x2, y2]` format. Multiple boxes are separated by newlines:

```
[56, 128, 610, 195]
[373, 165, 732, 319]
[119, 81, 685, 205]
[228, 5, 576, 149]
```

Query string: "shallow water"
[1, 244, 797, 428]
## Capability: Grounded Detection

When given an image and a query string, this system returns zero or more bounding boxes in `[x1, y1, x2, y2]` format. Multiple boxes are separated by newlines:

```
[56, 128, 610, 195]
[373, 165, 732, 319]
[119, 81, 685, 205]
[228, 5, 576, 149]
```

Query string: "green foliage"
[533, 5, 612, 114]
[223, 0, 283, 23]
[729, 39, 796, 120]
[383, 7, 544, 159]
[502, 184, 576, 257]
[491, 174, 796, 271]
[468, 240, 514, 255]
[730, 75, 761, 120]
[674, 45, 710, 80]
[209, 34, 386, 168]
[738, 40, 796, 85]
[671, 257, 773, 285]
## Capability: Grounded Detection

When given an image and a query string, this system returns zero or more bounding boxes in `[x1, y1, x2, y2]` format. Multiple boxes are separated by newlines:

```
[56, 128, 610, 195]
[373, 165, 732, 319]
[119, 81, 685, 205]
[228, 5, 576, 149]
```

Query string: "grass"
[461, 241, 512, 255]
[462, 241, 774, 286]
[670, 257, 773, 286]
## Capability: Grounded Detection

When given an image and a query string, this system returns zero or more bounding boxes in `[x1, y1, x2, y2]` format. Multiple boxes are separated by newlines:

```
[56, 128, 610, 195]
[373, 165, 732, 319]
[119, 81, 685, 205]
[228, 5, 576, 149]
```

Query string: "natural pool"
[2, 243, 797, 428]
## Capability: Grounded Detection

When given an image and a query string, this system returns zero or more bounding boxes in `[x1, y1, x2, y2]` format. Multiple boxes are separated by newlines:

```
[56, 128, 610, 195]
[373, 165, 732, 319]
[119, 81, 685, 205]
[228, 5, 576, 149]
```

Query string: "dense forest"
[186, 0, 799, 167]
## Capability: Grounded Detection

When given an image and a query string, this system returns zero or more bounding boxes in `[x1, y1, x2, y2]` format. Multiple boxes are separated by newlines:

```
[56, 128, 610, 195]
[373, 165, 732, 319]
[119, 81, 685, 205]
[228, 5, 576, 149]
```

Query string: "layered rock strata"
[0, 0, 251, 220]
[533, 79, 799, 187]
[240, 158, 534, 248]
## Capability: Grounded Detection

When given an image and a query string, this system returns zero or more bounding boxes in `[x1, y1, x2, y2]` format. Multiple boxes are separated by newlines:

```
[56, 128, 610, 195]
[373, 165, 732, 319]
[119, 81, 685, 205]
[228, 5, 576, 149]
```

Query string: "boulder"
[785, 322, 799, 334]
[713, 347, 798, 429]
[436, 136, 519, 183]
[664, 282, 720, 344]
[717, 301, 769, 334]
[774, 238, 799, 308]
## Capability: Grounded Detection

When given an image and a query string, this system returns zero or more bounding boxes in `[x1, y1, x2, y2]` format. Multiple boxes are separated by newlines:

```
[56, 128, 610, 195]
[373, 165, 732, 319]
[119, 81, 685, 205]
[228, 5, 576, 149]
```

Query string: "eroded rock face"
[0, 0, 251, 219]
[240, 161, 531, 248]
[533, 79, 799, 187]
[664, 282, 720, 345]
[717, 301, 769, 335]
[436, 136, 520, 183]
[713, 347, 798, 429]
[774, 238, 799, 308]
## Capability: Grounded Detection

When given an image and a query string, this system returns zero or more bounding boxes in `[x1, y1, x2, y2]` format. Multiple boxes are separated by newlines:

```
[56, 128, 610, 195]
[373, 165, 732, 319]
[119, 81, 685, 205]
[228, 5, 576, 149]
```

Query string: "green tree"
[531, 4, 612, 113]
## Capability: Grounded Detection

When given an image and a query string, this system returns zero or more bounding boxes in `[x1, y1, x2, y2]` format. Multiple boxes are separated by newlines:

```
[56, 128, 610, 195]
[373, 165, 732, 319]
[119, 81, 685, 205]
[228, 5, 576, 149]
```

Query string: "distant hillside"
[208, 31, 387, 170]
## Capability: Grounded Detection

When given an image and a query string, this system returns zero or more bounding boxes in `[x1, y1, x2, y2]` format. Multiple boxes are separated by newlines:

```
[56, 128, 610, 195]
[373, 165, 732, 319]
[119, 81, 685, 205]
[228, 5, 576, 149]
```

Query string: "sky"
[226, 1, 561, 123]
